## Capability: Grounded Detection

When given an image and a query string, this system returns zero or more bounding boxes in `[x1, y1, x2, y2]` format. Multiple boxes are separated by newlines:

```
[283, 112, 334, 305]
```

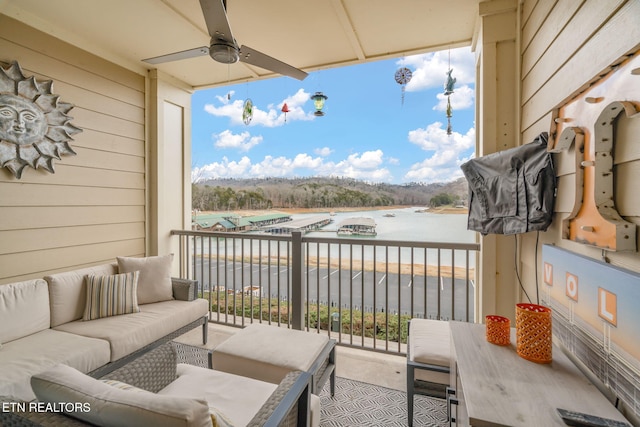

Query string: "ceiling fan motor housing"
[210, 39, 239, 64]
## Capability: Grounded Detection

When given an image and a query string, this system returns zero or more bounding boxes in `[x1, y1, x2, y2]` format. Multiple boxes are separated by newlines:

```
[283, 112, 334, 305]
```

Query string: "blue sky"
[191, 46, 475, 185]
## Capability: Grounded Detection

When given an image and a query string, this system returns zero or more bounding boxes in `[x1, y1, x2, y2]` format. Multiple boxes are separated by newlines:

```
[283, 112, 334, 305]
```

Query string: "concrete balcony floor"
[175, 322, 408, 392]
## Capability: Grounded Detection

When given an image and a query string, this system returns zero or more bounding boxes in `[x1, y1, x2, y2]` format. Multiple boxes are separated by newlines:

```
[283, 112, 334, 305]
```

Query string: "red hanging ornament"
[281, 102, 290, 123]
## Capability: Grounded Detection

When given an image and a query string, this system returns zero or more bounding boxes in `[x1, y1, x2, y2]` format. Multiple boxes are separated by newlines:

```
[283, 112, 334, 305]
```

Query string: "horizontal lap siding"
[0, 16, 146, 284]
[518, 1, 640, 286]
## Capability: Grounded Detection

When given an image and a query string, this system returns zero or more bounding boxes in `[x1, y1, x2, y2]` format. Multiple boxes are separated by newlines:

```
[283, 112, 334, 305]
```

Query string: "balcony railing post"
[291, 231, 305, 330]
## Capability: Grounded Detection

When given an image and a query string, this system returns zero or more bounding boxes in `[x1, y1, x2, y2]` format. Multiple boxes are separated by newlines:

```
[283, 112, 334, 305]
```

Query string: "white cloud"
[203, 88, 316, 127]
[404, 123, 475, 183]
[213, 130, 263, 152]
[192, 156, 252, 181]
[434, 84, 475, 112]
[317, 150, 392, 182]
[314, 147, 333, 156]
[192, 149, 393, 182]
[398, 46, 475, 94]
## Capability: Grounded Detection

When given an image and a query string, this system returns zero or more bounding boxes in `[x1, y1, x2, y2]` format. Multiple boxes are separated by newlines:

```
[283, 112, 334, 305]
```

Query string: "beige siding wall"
[0, 16, 146, 284]
[518, 1, 640, 299]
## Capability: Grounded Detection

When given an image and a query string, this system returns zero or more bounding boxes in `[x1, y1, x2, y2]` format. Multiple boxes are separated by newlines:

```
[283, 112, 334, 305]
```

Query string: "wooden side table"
[449, 322, 630, 426]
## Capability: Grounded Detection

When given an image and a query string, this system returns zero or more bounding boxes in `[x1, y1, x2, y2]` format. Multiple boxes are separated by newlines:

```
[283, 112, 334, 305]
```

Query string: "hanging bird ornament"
[281, 102, 289, 123]
[394, 67, 412, 105]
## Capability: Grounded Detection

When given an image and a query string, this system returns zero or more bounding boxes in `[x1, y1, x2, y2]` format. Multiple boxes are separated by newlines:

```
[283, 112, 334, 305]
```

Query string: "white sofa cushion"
[409, 319, 451, 366]
[54, 299, 208, 361]
[160, 364, 274, 427]
[99, 380, 233, 427]
[0, 279, 49, 343]
[117, 255, 173, 304]
[83, 271, 141, 320]
[409, 319, 451, 385]
[31, 364, 213, 427]
[0, 329, 110, 401]
[162, 364, 320, 427]
[45, 264, 117, 327]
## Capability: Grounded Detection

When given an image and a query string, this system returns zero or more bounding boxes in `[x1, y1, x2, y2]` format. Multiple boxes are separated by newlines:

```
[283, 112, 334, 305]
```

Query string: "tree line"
[192, 176, 467, 211]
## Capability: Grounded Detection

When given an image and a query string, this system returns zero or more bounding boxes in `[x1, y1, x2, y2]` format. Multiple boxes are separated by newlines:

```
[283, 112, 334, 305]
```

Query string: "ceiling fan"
[142, 0, 308, 81]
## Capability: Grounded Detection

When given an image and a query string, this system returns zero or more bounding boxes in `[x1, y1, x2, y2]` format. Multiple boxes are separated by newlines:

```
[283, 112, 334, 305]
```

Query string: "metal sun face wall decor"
[0, 61, 81, 179]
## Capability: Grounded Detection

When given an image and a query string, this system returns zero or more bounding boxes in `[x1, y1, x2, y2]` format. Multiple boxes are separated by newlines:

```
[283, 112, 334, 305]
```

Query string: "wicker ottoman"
[209, 323, 336, 395]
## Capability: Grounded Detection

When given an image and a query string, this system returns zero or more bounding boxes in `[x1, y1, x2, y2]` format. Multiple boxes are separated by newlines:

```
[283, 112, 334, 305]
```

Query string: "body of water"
[292, 206, 475, 244]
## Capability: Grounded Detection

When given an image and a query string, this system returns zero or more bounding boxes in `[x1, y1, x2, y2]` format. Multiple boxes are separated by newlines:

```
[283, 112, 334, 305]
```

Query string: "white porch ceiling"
[1, 0, 480, 89]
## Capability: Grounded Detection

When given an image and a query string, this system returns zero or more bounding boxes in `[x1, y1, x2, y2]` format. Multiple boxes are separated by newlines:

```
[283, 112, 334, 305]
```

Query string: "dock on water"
[337, 217, 377, 236]
[263, 215, 332, 234]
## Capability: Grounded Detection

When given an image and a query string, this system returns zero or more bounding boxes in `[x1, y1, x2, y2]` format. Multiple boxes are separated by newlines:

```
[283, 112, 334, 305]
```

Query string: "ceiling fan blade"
[142, 46, 209, 64]
[199, 0, 235, 43]
[239, 45, 308, 81]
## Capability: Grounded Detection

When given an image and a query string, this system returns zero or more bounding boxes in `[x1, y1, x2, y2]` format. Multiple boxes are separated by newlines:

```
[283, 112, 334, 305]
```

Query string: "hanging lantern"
[281, 102, 289, 123]
[242, 98, 253, 125]
[394, 67, 412, 105]
[311, 92, 328, 116]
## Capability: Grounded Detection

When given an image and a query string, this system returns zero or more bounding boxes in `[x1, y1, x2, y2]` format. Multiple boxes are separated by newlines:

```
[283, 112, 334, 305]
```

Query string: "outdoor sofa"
[1, 343, 313, 426]
[0, 254, 208, 402]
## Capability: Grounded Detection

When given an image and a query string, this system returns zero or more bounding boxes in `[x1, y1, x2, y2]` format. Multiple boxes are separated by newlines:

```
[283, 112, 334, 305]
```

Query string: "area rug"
[318, 377, 447, 427]
[173, 342, 447, 427]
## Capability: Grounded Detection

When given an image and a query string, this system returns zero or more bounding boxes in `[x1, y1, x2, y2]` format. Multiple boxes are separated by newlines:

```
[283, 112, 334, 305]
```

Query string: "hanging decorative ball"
[281, 102, 289, 123]
[242, 98, 253, 125]
[394, 67, 412, 105]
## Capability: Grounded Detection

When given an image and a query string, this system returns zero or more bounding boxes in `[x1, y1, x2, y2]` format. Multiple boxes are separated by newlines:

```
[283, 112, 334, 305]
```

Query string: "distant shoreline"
[202, 205, 468, 216]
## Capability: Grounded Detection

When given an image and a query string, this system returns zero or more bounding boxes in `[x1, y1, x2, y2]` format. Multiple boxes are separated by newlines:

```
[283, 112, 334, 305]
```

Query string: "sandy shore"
[203, 254, 474, 280]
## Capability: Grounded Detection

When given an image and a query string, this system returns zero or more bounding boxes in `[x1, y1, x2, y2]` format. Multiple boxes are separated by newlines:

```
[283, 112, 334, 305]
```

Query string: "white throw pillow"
[117, 254, 174, 304]
[83, 271, 140, 320]
[31, 364, 213, 427]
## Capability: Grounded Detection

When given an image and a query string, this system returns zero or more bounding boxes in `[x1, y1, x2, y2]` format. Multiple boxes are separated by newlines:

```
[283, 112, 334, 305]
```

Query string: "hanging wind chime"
[242, 81, 253, 125]
[242, 98, 253, 125]
[394, 66, 412, 105]
[444, 50, 456, 135]
[281, 102, 289, 123]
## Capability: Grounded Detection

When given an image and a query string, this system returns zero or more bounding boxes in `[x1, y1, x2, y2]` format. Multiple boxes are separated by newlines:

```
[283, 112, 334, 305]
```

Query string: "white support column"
[474, 0, 519, 322]
[147, 70, 194, 275]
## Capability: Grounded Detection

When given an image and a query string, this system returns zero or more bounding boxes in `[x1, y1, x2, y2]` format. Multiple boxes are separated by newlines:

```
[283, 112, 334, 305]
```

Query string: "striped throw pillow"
[83, 271, 141, 320]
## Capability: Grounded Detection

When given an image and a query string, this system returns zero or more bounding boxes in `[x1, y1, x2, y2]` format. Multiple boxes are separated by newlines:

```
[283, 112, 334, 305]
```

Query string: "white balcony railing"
[172, 230, 479, 355]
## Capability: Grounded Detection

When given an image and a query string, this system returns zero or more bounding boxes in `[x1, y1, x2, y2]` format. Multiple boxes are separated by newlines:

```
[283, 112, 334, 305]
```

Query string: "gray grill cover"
[460, 133, 556, 235]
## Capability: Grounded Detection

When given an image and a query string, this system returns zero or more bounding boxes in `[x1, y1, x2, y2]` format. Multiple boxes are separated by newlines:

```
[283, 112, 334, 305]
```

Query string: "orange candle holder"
[485, 315, 511, 345]
[516, 303, 552, 363]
